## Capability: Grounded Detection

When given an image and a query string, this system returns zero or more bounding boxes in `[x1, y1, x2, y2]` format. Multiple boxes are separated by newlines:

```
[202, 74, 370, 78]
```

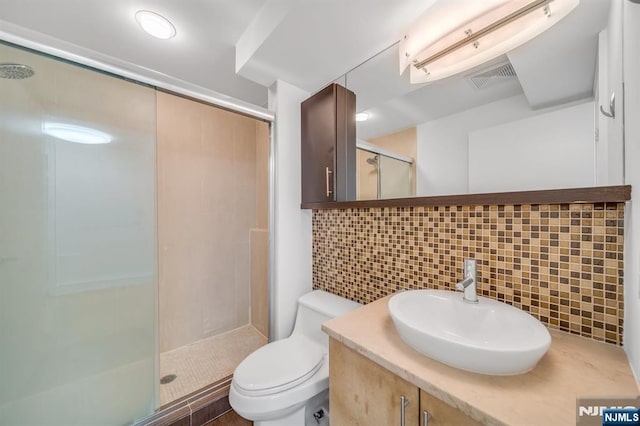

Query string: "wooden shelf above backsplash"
[301, 185, 631, 209]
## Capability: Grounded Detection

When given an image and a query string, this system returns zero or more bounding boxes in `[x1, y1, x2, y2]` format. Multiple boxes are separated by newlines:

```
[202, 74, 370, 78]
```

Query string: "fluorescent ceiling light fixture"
[43, 123, 112, 144]
[400, 0, 579, 84]
[355, 112, 369, 122]
[135, 10, 176, 39]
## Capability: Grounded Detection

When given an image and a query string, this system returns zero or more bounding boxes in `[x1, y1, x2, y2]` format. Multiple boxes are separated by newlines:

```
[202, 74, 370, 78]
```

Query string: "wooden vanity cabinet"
[329, 339, 480, 426]
[330, 338, 419, 425]
[300, 83, 355, 203]
[419, 389, 481, 426]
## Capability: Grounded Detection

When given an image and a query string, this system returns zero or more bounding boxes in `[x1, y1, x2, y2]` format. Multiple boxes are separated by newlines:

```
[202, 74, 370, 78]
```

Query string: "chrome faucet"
[455, 259, 478, 303]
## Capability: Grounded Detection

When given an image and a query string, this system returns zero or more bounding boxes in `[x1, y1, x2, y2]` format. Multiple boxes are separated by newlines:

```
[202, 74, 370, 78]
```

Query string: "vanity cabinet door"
[419, 389, 481, 426]
[329, 339, 419, 426]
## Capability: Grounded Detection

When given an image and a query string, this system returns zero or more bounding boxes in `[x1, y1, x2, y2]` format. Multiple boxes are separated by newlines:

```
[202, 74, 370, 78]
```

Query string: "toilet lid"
[233, 336, 325, 397]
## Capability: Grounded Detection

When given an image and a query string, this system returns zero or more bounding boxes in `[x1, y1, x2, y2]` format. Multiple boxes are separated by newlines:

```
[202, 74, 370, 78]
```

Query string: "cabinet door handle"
[325, 167, 333, 198]
[400, 395, 410, 426]
[423, 410, 431, 426]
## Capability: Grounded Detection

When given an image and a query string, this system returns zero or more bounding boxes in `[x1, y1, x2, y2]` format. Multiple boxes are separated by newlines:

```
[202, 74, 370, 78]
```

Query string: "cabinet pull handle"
[400, 395, 410, 426]
[423, 410, 431, 426]
[325, 167, 333, 198]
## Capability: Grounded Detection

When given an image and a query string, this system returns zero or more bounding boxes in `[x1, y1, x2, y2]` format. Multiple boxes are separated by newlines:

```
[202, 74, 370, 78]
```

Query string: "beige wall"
[356, 149, 378, 200]
[369, 127, 416, 196]
[368, 127, 416, 159]
[250, 229, 269, 337]
[157, 92, 268, 352]
[256, 122, 269, 230]
[252, 121, 269, 337]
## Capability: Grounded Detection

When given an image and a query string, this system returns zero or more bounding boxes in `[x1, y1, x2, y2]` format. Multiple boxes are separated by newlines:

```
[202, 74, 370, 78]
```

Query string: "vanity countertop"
[322, 295, 639, 426]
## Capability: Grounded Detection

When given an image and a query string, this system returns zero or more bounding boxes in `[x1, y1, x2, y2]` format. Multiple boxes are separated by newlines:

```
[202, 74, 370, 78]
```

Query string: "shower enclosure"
[0, 41, 269, 425]
[356, 140, 414, 200]
[156, 92, 269, 405]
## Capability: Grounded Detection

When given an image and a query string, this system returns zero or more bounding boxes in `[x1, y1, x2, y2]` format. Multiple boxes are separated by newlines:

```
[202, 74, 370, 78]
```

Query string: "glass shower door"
[379, 154, 413, 199]
[357, 146, 413, 200]
[0, 43, 157, 425]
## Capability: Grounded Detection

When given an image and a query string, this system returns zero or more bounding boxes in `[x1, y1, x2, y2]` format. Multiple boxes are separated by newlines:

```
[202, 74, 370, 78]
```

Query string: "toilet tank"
[291, 290, 361, 349]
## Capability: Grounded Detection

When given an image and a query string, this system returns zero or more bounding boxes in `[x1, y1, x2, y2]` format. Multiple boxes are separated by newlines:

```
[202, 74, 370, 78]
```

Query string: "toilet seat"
[233, 336, 325, 397]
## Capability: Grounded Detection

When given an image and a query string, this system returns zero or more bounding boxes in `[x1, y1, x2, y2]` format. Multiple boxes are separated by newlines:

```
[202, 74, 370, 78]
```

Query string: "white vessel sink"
[388, 289, 551, 375]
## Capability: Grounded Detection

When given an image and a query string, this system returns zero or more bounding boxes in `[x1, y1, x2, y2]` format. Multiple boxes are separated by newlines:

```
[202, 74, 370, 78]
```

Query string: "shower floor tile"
[160, 325, 267, 405]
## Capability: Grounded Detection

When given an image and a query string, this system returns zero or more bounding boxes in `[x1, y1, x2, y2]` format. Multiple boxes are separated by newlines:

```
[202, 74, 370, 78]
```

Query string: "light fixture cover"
[43, 123, 112, 144]
[355, 112, 369, 122]
[400, 0, 579, 84]
[135, 10, 176, 39]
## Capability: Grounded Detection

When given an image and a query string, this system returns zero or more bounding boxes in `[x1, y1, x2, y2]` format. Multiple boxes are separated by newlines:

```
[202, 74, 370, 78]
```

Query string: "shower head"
[366, 156, 378, 166]
[0, 63, 35, 79]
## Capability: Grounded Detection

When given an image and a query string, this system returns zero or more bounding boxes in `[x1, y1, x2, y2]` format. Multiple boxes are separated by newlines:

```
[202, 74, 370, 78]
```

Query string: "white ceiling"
[0, 0, 270, 106]
[349, 0, 611, 139]
[0, 0, 438, 107]
[507, 0, 609, 108]
[0, 0, 612, 128]
[235, 0, 436, 91]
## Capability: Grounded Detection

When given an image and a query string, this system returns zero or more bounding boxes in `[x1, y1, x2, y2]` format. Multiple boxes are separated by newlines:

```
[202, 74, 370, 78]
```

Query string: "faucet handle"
[464, 258, 476, 276]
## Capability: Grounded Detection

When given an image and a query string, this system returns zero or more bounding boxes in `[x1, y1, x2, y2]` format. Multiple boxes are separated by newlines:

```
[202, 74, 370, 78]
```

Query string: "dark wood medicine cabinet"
[301, 83, 356, 203]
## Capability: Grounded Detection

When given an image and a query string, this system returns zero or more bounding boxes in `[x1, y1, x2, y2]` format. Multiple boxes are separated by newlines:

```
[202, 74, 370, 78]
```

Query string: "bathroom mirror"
[342, 0, 623, 201]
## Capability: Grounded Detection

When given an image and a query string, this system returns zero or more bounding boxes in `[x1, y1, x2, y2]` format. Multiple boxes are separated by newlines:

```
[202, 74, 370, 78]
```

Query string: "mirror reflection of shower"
[356, 138, 414, 200]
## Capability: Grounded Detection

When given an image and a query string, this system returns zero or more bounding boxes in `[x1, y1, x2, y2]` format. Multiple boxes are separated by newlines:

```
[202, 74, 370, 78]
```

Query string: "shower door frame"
[0, 22, 277, 426]
[356, 139, 414, 200]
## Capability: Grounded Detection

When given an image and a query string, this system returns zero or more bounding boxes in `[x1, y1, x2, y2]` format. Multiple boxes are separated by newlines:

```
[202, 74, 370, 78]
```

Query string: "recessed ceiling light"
[43, 123, 112, 144]
[355, 112, 369, 122]
[135, 10, 176, 40]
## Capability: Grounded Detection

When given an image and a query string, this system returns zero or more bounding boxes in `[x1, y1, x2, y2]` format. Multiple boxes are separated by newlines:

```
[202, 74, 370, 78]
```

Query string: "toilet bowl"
[229, 290, 361, 426]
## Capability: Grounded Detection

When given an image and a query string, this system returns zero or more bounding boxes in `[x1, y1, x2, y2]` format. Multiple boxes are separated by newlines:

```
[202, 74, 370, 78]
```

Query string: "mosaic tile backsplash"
[312, 203, 625, 345]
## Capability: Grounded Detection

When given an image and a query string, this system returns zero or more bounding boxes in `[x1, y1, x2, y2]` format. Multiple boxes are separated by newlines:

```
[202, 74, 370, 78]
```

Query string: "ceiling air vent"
[467, 62, 517, 90]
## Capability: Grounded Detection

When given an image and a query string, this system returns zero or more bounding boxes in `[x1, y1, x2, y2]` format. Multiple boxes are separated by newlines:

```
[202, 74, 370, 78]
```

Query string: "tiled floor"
[160, 325, 267, 405]
[205, 410, 252, 426]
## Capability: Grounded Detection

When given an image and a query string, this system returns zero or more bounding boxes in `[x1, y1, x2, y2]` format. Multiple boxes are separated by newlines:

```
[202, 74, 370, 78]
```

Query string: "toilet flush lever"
[313, 408, 325, 424]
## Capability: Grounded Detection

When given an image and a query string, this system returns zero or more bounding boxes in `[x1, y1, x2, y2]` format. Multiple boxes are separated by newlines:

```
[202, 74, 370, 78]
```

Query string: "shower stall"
[0, 41, 270, 425]
[356, 140, 414, 200]
[155, 92, 269, 406]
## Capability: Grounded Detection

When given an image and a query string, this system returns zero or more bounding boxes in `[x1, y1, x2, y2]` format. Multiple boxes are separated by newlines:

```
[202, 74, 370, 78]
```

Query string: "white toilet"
[229, 290, 361, 426]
